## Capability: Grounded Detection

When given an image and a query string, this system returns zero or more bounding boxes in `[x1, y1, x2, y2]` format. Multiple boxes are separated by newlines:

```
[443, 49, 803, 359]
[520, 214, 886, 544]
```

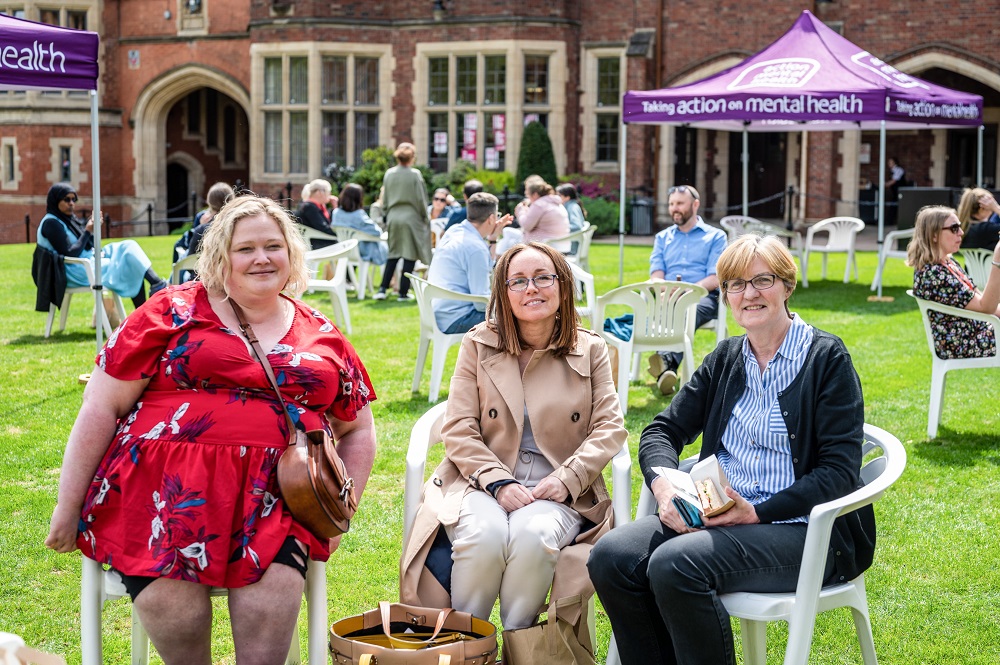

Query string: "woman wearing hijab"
[37, 183, 166, 307]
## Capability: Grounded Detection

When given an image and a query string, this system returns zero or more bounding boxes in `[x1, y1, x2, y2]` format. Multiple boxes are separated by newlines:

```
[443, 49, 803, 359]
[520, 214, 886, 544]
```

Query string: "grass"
[2, 235, 999, 663]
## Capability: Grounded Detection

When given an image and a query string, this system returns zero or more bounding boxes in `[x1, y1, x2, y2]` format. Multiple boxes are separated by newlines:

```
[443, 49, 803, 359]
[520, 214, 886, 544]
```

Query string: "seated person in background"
[426, 192, 510, 334]
[908, 205, 1000, 359]
[589, 234, 873, 665]
[556, 182, 587, 255]
[187, 181, 235, 257]
[647, 184, 728, 395]
[331, 183, 388, 266]
[513, 176, 570, 250]
[444, 179, 485, 233]
[957, 187, 1000, 251]
[428, 187, 458, 221]
[401, 243, 626, 641]
[296, 178, 338, 249]
[36, 183, 166, 308]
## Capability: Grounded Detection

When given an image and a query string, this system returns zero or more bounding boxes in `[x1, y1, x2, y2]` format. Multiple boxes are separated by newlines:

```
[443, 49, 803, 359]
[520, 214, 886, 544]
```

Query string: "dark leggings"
[115, 536, 308, 601]
[379, 257, 417, 297]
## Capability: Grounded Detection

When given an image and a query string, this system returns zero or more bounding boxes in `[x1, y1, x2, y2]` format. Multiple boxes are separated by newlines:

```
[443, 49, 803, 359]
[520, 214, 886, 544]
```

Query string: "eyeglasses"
[433, 197, 448, 202]
[723, 273, 779, 293]
[63, 196, 78, 203]
[668, 185, 699, 200]
[942, 223, 963, 235]
[506, 273, 558, 292]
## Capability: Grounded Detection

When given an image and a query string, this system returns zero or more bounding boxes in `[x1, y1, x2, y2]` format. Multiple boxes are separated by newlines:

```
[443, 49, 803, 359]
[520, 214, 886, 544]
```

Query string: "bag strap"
[229, 299, 296, 444]
[378, 601, 455, 648]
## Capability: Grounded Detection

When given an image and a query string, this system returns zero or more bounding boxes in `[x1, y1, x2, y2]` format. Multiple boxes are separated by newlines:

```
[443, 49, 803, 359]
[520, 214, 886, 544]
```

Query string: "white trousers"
[444, 490, 583, 630]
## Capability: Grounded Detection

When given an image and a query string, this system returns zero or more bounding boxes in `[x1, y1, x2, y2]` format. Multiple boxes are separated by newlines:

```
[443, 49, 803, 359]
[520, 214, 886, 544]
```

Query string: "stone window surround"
[581, 46, 625, 173]
[48, 137, 86, 190]
[0, 138, 21, 190]
[249, 42, 394, 183]
[413, 40, 567, 176]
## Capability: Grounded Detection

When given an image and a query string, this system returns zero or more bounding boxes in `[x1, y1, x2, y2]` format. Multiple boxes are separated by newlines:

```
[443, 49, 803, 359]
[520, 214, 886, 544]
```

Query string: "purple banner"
[0, 13, 98, 91]
[624, 11, 983, 131]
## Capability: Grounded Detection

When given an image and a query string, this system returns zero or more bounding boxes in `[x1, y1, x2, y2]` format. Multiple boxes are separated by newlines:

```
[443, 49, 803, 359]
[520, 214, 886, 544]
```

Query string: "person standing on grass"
[646, 185, 727, 395]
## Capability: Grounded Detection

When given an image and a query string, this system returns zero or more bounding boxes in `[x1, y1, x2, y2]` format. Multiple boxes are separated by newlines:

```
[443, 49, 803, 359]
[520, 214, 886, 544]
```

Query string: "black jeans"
[379, 257, 417, 297]
[589, 515, 832, 665]
[659, 290, 719, 372]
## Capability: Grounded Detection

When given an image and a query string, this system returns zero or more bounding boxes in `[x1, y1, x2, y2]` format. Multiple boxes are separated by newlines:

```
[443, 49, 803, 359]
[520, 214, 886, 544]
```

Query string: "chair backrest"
[806, 217, 865, 249]
[305, 239, 357, 281]
[719, 215, 766, 242]
[297, 223, 338, 247]
[569, 262, 596, 320]
[959, 247, 993, 289]
[403, 401, 450, 541]
[908, 289, 1000, 361]
[882, 227, 914, 258]
[406, 273, 489, 336]
[170, 253, 200, 285]
[597, 280, 708, 348]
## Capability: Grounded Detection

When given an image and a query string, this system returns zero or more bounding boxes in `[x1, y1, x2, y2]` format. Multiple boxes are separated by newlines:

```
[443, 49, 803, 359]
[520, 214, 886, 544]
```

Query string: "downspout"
[652, 0, 664, 202]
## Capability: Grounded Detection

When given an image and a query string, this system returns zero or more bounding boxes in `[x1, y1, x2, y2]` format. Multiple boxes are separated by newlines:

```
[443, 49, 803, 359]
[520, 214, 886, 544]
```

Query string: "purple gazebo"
[617, 10, 985, 291]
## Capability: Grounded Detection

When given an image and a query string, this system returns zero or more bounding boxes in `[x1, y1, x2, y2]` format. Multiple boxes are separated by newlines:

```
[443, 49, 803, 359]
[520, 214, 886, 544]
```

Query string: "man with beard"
[646, 185, 727, 394]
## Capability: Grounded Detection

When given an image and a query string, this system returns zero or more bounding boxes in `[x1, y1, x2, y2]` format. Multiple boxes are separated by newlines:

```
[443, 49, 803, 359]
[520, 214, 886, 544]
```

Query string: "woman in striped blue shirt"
[590, 234, 872, 665]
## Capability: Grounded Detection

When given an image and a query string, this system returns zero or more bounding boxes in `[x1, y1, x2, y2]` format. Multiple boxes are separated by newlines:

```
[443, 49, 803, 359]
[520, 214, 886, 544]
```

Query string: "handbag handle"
[378, 601, 455, 649]
[229, 299, 296, 445]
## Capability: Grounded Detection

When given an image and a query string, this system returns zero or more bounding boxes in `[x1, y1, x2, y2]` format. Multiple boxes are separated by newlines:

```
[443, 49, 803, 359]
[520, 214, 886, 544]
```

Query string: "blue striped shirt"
[718, 313, 814, 524]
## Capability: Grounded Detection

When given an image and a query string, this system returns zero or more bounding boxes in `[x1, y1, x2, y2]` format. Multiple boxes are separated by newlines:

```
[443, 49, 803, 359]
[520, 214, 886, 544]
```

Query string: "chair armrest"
[403, 402, 449, 541]
[611, 442, 631, 527]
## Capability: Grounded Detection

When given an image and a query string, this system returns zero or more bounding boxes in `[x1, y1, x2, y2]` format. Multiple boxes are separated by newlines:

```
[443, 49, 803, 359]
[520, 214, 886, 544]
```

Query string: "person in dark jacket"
[589, 234, 873, 665]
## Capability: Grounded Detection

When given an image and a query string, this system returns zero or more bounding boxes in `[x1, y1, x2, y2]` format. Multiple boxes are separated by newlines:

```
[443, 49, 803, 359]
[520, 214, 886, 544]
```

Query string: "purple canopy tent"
[0, 13, 105, 343]
[618, 10, 985, 294]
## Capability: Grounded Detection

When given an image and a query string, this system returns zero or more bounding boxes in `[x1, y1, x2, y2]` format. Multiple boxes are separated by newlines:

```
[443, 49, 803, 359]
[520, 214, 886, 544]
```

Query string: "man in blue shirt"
[648, 185, 727, 394]
[428, 192, 511, 334]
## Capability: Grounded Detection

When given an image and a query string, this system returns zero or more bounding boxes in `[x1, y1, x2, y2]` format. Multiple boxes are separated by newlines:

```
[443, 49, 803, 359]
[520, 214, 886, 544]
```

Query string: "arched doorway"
[131, 66, 250, 221]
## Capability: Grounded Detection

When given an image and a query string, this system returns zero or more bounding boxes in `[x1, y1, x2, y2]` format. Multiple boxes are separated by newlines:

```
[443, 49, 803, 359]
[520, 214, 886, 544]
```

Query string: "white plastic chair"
[406, 273, 490, 402]
[544, 224, 596, 272]
[570, 262, 597, 331]
[909, 289, 1000, 438]
[170, 252, 200, 285]
[80, 556, 327, 665]
[801, 217, 865, 288]
[296, 223, 338, 250]
[607, 423, 906, 665]
[959, 247, 994, 289]
[720, 216, 803, 259]
[870, 228, 914, 292]
[305, 239, 357, 334]
[719, 215, 767, 242]
[594, 280, 707, 414]
[404, 401, 632, 663]
[332, 227, 385, 300]
[44, 256, 126, 338]
[698, 295, 728, 347]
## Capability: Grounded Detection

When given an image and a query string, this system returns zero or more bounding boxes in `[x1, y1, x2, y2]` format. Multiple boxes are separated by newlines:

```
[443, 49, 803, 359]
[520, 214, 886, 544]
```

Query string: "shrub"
[515, 121, 558, 192]
[350, 145, 396, 204]
[560, 173, 620, 202]
[323, 162, 357, 194]
[580, 196, 621, 236]
[467, 169, 516, 195]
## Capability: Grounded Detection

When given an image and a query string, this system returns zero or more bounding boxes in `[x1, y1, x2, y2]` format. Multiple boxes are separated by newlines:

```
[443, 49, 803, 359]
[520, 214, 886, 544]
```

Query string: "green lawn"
[2, 235, 999, 664]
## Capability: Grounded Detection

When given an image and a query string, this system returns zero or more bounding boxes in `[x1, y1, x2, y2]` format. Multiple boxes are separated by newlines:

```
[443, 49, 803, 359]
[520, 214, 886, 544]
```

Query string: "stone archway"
[131, 65, 250, 219]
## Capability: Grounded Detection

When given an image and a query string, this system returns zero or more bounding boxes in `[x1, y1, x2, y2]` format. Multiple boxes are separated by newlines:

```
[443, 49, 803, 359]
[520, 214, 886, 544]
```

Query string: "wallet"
[671, 496, 705, 529]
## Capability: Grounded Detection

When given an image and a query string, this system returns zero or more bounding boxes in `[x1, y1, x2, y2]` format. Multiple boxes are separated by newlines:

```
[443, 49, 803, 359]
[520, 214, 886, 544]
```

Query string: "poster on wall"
[494, 129, 506, 151]
[464, 113, 478, 130]
[461, 148, 477, 162]
[485, 148, 499, 169]
[434, 132, 448, 154]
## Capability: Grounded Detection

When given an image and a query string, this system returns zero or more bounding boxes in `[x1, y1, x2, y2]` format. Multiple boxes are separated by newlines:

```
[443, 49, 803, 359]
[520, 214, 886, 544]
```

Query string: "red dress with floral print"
[76, 282, 375, 588]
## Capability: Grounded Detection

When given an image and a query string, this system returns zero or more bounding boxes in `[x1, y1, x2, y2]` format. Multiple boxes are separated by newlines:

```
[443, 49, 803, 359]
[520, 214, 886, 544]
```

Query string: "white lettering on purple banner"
[0, 41, 66, 73]
[850, 51, 927, 90]
[892, 99, 979, 120]
[727, 58, 820, 90]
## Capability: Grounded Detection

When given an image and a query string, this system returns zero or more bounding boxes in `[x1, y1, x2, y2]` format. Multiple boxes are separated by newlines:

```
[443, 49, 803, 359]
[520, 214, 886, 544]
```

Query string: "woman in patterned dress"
[45, 195, 377, 665]
[907, 205, 1000, 359]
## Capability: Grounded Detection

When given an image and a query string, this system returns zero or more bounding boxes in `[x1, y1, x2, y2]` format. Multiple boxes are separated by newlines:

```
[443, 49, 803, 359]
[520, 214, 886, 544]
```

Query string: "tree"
[515, 121, 558, 193]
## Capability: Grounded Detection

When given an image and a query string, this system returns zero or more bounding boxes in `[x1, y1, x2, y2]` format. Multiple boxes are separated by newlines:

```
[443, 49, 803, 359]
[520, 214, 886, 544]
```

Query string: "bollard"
[786, 185, 795, 231]
[147, 203, 154, 236]
[25, 213, 31, 243]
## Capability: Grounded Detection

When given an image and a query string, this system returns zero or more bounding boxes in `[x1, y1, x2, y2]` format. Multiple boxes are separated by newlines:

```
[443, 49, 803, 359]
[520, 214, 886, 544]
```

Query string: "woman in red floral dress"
[46, 195, 377, 664]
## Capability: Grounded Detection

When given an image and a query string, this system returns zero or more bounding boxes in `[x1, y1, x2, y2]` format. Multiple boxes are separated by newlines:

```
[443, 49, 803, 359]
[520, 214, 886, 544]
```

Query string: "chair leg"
[428, 340, 451, 402]
[355, 263, 368, 300]
[739, 618, 767, 665]
[80, 558, 104, 665]
[850, 606, 879, 665]
[801, 250, 809, 288]
[821, 254, 828, 280]
[605, 633, 622, 665]
[45, 304, 57, 338]
[305, 561, 327, 665]
[871, 251, 886, 292]
[412, 336, 431, 393]
[59, 293, 73, 333]
[928, 365, 947, 438]
[131, 605, 151, 665]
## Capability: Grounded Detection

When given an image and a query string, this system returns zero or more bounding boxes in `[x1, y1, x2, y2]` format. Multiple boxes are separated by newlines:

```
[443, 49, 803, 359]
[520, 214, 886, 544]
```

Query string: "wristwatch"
[488, 239, 498, 245]
[992, 260, 1000, 269]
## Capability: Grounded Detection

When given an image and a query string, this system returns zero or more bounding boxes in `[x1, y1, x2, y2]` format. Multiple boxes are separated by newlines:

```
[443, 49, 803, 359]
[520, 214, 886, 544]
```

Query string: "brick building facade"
[1, 0, 998, 243]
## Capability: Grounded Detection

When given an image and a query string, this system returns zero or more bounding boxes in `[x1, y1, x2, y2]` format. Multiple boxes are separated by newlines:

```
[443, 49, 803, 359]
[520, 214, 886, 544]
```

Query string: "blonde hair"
[197, 195, 309, 298]
[717, 234, 797, 311]
[956, 187, 991, 232]
[524, 175, 554, 197]
[488, 243, 579, 357]
[906, 205, 955, 271]
[394, 142, 416, 165]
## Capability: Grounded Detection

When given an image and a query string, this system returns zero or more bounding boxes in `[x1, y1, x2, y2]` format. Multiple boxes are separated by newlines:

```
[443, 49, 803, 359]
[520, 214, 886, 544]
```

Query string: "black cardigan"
[639, 329, 876, 584]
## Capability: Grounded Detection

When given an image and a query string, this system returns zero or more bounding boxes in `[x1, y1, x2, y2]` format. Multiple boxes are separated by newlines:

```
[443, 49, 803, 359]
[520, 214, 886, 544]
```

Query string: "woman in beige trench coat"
[400, 242, 626, 648]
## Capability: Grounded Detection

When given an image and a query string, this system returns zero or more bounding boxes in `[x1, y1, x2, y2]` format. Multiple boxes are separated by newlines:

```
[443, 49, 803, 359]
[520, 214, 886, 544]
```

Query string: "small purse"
[502, 596, 597, 665]
[329, 601, 497, 665]
[230, 300, 358, 539]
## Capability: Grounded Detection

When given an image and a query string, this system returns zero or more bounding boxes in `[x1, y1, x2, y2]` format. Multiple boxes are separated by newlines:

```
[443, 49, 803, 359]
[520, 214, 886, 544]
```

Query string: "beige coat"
[400, 323, 626, 643]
